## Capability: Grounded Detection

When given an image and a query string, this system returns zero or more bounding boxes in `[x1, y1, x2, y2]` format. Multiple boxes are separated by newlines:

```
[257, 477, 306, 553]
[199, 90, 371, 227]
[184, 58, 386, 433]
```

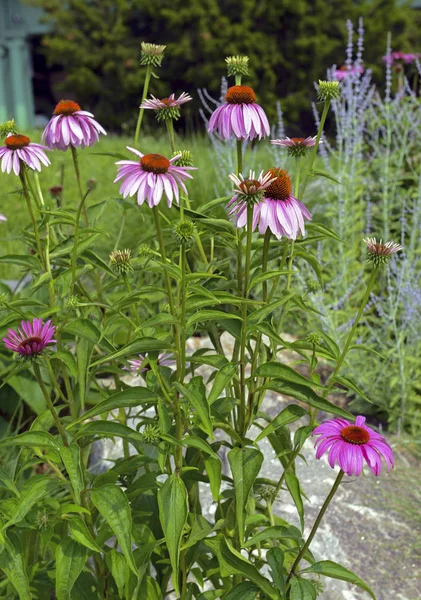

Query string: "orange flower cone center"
[141, 153, 170, 174]
[5, 134, 31, 150]
[264, 168, 292, 201]
[340, 425, 370, 445]
[225, 85, 257, 105]
[54, 100, 81, 116]
[290, 137, 306, 145]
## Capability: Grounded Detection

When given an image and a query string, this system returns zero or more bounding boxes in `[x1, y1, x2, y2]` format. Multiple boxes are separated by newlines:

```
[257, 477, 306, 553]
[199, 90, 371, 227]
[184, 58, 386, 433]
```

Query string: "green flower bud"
[141, 424, 161, 443]
[173, 220, 196, 245]
[317, 80, 341, 101]
[109, 249, 133, 275]
[306, 332, 321, 345]
[306, 279, 319, 294]
[64, 294, 80, 314]
[140, 42, 166, 67]
[172, 150, 194, 167]
[0, 119, 18, 140]
[226, 55, 250, 78]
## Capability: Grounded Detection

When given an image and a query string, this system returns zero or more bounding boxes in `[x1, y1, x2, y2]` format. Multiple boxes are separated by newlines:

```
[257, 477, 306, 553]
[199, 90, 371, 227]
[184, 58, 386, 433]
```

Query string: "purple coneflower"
[383, 51, 420, 66]
[140, 93, 192, 121]
[3, 318, 56, 357]
[0, 214, 6, 222]
[0, 134, 50, 176]
[227, 170, 274, 224]
[114, 148, 195, 208]
[271, 136, 320, 158]
[42, 100, 106, 151]
[128, 353, 175, 373]
[363, 237, 402, 265]
[333, 65, 364, 80]
[208, 85, 270, 141]
[234, 168, 311, 240]
[313, 415, 394, 476]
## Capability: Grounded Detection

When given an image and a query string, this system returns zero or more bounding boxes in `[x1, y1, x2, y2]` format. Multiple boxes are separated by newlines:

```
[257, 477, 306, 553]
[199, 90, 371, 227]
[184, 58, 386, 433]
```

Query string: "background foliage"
[29, 0, 421, 131]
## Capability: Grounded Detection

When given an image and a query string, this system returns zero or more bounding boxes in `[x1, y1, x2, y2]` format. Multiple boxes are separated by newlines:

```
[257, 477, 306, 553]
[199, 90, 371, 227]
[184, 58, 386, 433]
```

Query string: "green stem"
[134, 64, 152, 146]
[262, 229, 271, 303]
[299, 99, 330, 201]
[327, 267, 378, 391]
[166, 119, 176, 154]
[239, 205, 253, 436]
[286, 240, 295, 292]
[19, 170, 46, 269]
[33, 362, 68, 447]
[33, 172, 45, 207]
[113, 210, 126, 251]
[286, 470, 344, 589]
[71, 189, 91, 293]
[118, 407, 130, 459]
[179, 242, 187, 382]
[236, 139, 243, 176]
[71, 146, 88, 226]
[122, 272, 140, 328]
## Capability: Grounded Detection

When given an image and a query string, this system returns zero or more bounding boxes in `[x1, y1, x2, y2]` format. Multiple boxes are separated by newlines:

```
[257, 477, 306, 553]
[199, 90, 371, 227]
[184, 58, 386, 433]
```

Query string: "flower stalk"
[134, 64, 152, 146]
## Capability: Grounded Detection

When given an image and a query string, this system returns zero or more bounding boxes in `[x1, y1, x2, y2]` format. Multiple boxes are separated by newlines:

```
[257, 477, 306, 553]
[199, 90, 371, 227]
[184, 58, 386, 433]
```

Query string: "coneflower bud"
[306, 279, 319, 294]
[140, 42, 166, 67]
[65, 294, 80, 314]
[0, 119, 18, 140]
[138, 243, 154, 257]
[317, 80, 341, 101]
[363, 237, 403, 266]
[255, 485, 278, 503]
[86, 178, 97, 190]
[225, 55, 250, 78]
[109, 249, 133, 274]
[306, 332, 321, 345]
[141, 424, 161, 442]
[173, 220, 196, 245]
[171, 149, 194, 167]
[159, 301, 171, 314]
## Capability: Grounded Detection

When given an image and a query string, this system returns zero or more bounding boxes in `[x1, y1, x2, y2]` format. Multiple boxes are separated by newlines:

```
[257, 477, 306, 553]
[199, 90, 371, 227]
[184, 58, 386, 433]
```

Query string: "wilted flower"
[42, 100, 106, 151]
[3, 318, 56, 357]
[140, 42, 166, 67]
[140, 93, 192, 122]
[363, 237, 402, 266]
[225, 55, 250, 77]
[271, 136, 320, 158]
[171, 149, 194, 167]
[110, 249, 133, 274]
[227, 170, 274, 224]
[208, 85, 270, 141]
[0, 134, 50, 176]
[333, 65, 364, 80]
[86, 178, 97, 190]
[49, 185, 63, 199]
[235, 168, 311, 240]
[317, 80, 341, 101]
[313, 415, 394, 476]
[114, 148, 195, 208]
[127, 353, 175, 373]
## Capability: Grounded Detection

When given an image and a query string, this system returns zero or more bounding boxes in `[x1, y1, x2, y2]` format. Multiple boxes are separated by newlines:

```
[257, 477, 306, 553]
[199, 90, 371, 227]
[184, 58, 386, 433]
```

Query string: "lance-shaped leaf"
[106, 549, 128, 599]
[0, 533, 31, 600]
[255, 404, 307, 443]
[73, 421, 144, 445]
[89, 337, 169, 367]
[227, 447, 263, 546]
[67, 516, 102, 553]
[301, 561, 375, 599]
[289, 577, 317, 600]
[174, 378, 212, 438]
[204, 456, 222, 502]
[90, 485, 137, 576]
[157, 474, 188, 596]
[225, 582, 260, 600]
[4, 477, 58, 528]
[207, 362, 237, 405]
[55, 539, 88, 600]
[60, 444, 84, 504]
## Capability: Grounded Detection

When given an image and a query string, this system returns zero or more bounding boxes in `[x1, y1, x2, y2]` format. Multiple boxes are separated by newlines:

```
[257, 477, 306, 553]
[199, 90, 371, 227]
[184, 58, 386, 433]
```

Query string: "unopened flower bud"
[226, 55, 250, 78]
[86, 178, 97, 190]
[49, 185, 63, 199]
[110, 249, 133, 275]
[317, 80, 341, 101]
[138, 243, 154, 257]
[140, 42, 166, 67]
[172, 150, 194, 167]
[0, 119, 18, 140]
[306, 279, 319, 294]
[141, 424, 161, 442]
[159, 301, 171, 314]
[173, 220, 195, 245]
[65, 294, 80, 314]
[306, 332, 321, 345]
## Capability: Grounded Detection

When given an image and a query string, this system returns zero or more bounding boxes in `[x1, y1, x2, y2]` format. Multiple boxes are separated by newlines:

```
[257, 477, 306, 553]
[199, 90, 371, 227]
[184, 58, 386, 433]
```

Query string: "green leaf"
[7, 374, 48, 414]
[248, 295, 294, 325]
[174, 378, 212, 438]
[255, 405, 307, 443]
[290, 578, 317, 600]
[285, 471, 304, 530]
[0, 254, 40, 269]
[306, 222, 343, 243]
[199, 195, 231, 213]
[74, 421, 144, 444]
[310, 169, 341, 185]
[265, 380, 353, 419]
[77, 338, 93, 411]
[198, 217, 237, 235]
[181, 435, 218, 459]
[301, 561, 376, 599]
[187, 310, 242, 327]
[208, 363, 237, 405]
[181, 513, 213, 551]
[267, 547, 285, 591]
[137, 575, 162, 600]
[244, 525, 302, 548]
[52, 350, 78, 379]
[0, 430, 59, 451]
[255, 362, 324, 389]
[89, 337, 169, 367]
[158, 473, 188, 595]
[0, 533, 31, 600]
[105, 549, 128, 599]
[68, 387, 158, 428]
[55, 539, 88, 600]
[68, 516, 102, 553]
[204, 537, 277, 599]
[60, 444, 84, 504]
[64, 319, 114, 351]
[0, 467, 20, 497]
[224, 582, 260, 600]
[227, 447, 263, 546]
[90, 485, 137, 576]
[294, 249, 323, 286]
[249, 270, 291, 291]
[4, 477, 58, 528]
[334, 375, 373, 404]
[81, 249, 115, 275]
[204, 456, 222, 502]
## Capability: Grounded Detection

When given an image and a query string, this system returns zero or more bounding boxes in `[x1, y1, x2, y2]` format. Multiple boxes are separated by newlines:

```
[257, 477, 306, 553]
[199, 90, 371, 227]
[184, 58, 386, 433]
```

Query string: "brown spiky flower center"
[264, 168, 292, 201]
[239, 179, 261, 194]
[53, 100, 81, 116]
[225, 85, 257, 105]
[5, 134, 30, 150]
[17, 336, 42, 352]
[140, 153, 170, 174]
[340, 426, 370, 445]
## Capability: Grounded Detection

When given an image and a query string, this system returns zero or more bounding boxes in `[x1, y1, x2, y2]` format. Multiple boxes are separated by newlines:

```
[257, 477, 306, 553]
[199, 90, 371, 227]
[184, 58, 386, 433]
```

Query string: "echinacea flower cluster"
[114, 148, 195, 208]
[208, 85, 270, 141]
[383, 51, 420, 66]
[0, 134, 50, 176]
[42, 100, 106, 151]
[313, 415, 394, 476]
[3, 318, 56, 357]
[333, 65, 364, 80]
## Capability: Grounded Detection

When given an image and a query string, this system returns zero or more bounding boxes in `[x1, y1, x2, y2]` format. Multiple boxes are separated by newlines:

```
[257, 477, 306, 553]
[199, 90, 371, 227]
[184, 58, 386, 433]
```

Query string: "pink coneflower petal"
[42, 100, 106, 151]
[313, 415, 394, 477]
[2, 318, 56, 357]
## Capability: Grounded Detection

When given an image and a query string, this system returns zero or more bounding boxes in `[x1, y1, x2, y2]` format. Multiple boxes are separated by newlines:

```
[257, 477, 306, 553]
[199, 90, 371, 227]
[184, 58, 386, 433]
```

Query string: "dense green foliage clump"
[29, 0, 421, 130]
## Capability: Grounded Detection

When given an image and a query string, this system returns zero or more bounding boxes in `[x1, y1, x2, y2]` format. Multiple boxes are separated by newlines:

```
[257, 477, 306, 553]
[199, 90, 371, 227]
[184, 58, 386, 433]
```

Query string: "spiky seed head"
[255, 485, 279, 503]
[140, 42, 166, 67]
[225, 55, 250, 77]
[174, 220, 196, 245]
[171, 149, 194, 167]
[317, 80, 341, 101]
[64, 294, 80, 314]
[141, 424, 161, 443]
[110, 249, 133, 274]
